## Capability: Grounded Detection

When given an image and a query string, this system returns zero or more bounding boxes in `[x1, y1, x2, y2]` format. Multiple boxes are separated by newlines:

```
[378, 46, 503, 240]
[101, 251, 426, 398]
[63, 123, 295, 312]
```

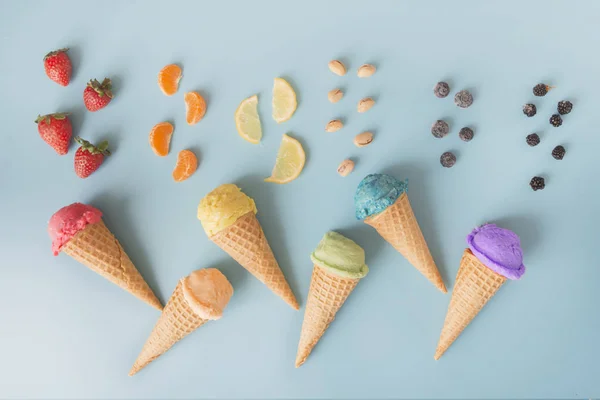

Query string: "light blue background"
[1, 0, 599, 398]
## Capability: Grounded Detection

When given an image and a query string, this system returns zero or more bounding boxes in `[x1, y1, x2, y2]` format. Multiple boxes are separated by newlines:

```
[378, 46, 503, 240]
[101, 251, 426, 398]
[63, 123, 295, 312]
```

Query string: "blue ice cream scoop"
[354, 173, 408, 220]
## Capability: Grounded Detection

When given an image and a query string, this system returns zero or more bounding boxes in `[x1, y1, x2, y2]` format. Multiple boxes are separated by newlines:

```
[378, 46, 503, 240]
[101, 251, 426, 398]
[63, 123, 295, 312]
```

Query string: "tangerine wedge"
[149, 122, 174, 157]
[172, 149, 198, 182]
[184, 91, 207, 125]
[158, 64, 182, 96]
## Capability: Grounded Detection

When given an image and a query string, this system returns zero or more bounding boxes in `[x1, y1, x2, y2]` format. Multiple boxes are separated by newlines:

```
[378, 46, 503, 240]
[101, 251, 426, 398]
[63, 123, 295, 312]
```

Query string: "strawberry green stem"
[75, 137, 111, 156]
[87, 78, 114, 98]
[35, 113, 70, 124]
[43, 48, 69, 61]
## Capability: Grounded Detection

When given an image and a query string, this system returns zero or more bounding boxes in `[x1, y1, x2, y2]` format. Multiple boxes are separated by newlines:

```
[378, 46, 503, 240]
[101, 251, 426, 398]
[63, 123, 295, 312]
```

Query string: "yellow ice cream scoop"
[197, 184, 257, 236]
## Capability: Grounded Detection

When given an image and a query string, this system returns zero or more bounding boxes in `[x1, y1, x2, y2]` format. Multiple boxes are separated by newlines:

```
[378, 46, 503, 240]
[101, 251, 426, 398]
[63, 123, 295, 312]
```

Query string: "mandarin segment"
[158, 64, 182, 96]
[184, 91, 207, 125]
[172, 149, 198, 182]
[149, 122, 174, 157]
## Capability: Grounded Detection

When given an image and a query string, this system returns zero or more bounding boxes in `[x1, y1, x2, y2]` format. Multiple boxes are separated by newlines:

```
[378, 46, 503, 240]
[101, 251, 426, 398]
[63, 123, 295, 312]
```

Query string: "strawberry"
[73, 137, 111, 178]
[35, 113, 72, 155]
[44, 48, 72, 87]
[83, 78, 114, 112]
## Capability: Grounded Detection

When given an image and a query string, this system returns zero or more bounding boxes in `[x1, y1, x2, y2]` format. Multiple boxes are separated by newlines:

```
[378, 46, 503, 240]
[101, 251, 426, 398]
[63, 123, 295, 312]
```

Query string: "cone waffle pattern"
[62, 220, 162, 310]
[434, 249, 506, 359]
[211, 212, 298, 310]
[364, 193, 446, 293]
[295, 265, 359, 367]
[129, 281, 207, 375]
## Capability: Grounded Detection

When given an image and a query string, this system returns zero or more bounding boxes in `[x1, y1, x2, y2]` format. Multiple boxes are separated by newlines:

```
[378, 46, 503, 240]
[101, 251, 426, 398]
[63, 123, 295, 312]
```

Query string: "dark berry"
[526, 133, 540, 147]
[533, 83, 552, 97]
[431, 120, 449, 138]
[522, 104, 536, 117]
[552, 145, 565, 160]
[440, 151, 456, 168]
[434, 82, 450, 98]
[454, 90, 473, 108]
[557, 100, 573, 115]
[530, 176, 545, 191]
[549, 114, 563, 127]
[459, 127, 474, 142]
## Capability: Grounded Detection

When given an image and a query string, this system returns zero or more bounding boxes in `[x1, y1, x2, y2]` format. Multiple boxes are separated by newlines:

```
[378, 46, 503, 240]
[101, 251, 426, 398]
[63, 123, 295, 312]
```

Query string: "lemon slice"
[265, 134, 306, 184]
[235, 95, 262, 144]
[272, 78, 297, 123]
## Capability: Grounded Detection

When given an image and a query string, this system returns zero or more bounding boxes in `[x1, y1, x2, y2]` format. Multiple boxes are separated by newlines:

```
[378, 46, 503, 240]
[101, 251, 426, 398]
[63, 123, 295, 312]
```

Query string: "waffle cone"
[62, 220, 162, 310]
[130, 281, 208, 376]
[295, 265, 359, 367]
[210, 212, 298, 310]
[434, 249, 506, 360]
[364, 193, 446, 293]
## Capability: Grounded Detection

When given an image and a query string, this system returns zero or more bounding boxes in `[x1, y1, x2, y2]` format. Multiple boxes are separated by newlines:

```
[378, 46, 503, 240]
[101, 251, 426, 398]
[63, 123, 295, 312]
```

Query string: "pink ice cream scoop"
[467, 223, 525, 280]
[48, 202, 102, 256]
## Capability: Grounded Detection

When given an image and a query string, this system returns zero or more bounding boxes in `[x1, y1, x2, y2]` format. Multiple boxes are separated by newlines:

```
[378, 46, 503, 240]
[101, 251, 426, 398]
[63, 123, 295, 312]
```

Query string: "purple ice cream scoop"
[467, 224, 525, 280]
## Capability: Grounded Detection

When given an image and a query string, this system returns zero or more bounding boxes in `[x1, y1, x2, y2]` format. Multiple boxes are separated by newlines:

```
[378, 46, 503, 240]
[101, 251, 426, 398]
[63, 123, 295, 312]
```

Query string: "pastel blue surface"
[1, 0, 599, 398]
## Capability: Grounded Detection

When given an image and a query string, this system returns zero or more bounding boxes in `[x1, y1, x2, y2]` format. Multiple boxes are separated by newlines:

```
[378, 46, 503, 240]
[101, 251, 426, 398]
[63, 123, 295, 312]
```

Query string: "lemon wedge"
[265, 134, 305, 184]
[235, 95, 262, 144]
[272, 78, 297, 123]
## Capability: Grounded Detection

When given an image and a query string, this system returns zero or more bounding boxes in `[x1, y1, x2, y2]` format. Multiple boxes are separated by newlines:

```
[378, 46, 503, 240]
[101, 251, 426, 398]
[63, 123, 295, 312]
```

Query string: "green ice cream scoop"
[310, 231, 369, 279]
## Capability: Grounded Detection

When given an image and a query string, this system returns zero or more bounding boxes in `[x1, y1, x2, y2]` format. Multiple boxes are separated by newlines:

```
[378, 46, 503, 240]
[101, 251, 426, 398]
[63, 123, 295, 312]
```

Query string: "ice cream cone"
[129, 281, 207, 376]
[295, 264, 360, 367]
[210, 211, 299, 310]
[434, 249, 506, 360]
[364, 192, 446, 293]
[62, 220, 162, 310]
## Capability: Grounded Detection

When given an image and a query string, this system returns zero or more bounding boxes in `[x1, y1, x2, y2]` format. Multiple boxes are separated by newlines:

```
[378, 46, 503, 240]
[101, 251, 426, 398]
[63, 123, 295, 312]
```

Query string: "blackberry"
[533, 83, 553, 97]
[557, 100, 573, 115]
[431, 120, 449, 138]
[549, 114, 563, 127]
[454, 90, 473, 108]
[530, 176, 545, 191]
[552, 145, 566, 160]
[440, 151, 456, 168]
[522, 103, 536, 117]
[526, 133, 540, 147]
[434, 82, 450, 98]
[459, 127, 474, 142]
